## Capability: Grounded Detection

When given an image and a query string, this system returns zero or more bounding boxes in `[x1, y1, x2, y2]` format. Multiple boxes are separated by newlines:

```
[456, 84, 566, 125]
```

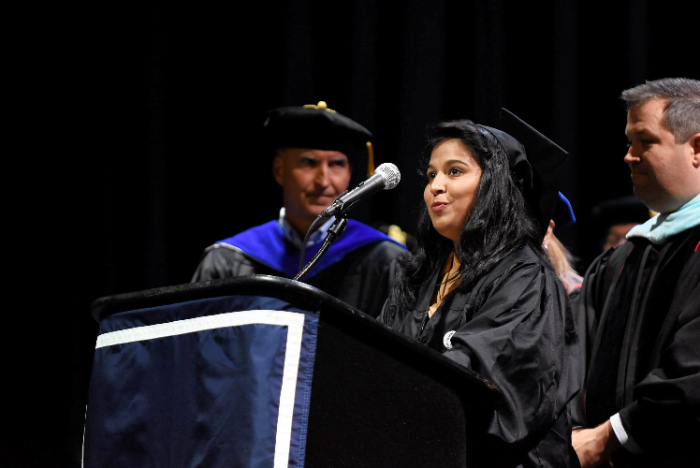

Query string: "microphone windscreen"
[375, 163, 401, 189]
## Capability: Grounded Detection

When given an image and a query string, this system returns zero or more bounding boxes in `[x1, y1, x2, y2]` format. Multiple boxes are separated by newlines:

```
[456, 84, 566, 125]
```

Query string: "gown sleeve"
[568, 243, 635, 427]
[444, 259, 579, 445]
[568, 247, 614, 426]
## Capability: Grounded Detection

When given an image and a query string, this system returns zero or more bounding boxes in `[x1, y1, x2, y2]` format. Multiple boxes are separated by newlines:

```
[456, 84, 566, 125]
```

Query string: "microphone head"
[375, 163, 401, 190]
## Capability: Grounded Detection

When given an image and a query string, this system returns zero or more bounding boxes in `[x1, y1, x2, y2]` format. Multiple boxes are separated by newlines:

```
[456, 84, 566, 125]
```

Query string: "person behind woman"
[379, 115, 580, 467]
[544, 229, 583, 297]
[543, 194, 584, 298]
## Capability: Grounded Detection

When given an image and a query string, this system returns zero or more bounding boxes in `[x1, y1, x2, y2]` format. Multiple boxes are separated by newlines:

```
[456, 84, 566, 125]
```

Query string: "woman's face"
[424, 138, 483, 244]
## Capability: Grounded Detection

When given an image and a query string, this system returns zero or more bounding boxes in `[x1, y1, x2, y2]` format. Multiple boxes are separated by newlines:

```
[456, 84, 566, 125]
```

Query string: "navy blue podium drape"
[83, 294, 320, 468]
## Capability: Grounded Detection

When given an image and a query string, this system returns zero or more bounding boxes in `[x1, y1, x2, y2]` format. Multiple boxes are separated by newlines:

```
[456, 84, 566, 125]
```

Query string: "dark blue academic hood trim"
[219, 219, 405, 279]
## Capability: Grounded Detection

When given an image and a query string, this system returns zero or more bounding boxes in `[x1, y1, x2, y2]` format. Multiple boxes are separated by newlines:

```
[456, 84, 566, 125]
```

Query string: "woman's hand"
[572, 421, 620, 467]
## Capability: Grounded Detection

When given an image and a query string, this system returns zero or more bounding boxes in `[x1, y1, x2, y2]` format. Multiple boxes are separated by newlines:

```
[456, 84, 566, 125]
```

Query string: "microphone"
[321, 163, 401, 218]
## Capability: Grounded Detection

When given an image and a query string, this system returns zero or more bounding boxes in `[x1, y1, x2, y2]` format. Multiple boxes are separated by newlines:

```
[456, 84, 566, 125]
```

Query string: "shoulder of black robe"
[380, 245, 581, 467]
[191, 243, 280, 282]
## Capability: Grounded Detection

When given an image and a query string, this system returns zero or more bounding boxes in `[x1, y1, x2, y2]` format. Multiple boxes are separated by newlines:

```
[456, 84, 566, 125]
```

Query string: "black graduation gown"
[379, 245, 581, 468]
[572, 225, 700, 468]
[192, 236, 407, 318]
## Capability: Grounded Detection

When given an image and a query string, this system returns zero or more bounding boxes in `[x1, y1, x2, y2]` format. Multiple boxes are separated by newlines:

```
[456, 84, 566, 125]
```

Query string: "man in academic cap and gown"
[192, 102, 407, 318]
[571, 78, 700, 468]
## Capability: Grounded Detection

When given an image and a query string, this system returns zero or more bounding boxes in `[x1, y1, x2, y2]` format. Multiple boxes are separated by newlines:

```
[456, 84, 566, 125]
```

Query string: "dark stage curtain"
[14, 1, 697, 465]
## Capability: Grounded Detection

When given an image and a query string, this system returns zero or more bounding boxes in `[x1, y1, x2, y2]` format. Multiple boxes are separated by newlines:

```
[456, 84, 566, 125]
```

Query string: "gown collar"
[278, 207, 336, 250]
[627, 193, 700, 245]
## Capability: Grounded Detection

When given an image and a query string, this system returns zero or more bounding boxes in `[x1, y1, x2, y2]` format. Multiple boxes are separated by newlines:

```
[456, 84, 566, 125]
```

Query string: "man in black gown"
[191, 102, 406, 317]
[572, 78, 700, 467]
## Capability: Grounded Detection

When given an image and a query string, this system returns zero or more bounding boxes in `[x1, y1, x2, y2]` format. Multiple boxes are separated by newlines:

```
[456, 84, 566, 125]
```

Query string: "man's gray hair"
[621, 77, 700, 143]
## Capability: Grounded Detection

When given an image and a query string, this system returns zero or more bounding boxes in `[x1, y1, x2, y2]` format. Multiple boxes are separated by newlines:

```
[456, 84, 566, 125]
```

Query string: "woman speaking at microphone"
[379, 115, 580, 467]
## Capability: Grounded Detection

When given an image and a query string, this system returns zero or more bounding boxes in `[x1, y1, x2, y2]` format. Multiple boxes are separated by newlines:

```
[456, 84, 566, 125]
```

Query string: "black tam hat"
[591, 196, 650, 230]
[263, 101, 375, 176]
[481, 108, 570, 239]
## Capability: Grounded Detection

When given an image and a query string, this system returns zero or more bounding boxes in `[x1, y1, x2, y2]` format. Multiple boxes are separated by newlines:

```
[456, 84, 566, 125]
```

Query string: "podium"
[84, 275, 501, 467]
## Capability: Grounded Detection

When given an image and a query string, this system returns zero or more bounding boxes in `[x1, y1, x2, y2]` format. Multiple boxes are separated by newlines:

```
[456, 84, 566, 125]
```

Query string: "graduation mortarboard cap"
[481, 108, 570, 239]
[263, 101, 376, 176]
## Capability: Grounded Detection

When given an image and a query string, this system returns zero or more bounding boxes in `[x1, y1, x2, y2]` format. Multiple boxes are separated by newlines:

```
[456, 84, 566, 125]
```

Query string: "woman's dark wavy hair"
[394, 119, 547, 309]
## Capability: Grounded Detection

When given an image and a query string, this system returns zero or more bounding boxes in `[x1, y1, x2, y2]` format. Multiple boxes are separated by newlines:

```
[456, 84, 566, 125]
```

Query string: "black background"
[10, 1, 697, 466]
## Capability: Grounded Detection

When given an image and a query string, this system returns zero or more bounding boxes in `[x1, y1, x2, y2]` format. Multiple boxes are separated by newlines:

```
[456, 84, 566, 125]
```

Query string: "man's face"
[624, 98, 698, 213]
[273, 148, 352, 230]
[603, 222, 639, 251]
